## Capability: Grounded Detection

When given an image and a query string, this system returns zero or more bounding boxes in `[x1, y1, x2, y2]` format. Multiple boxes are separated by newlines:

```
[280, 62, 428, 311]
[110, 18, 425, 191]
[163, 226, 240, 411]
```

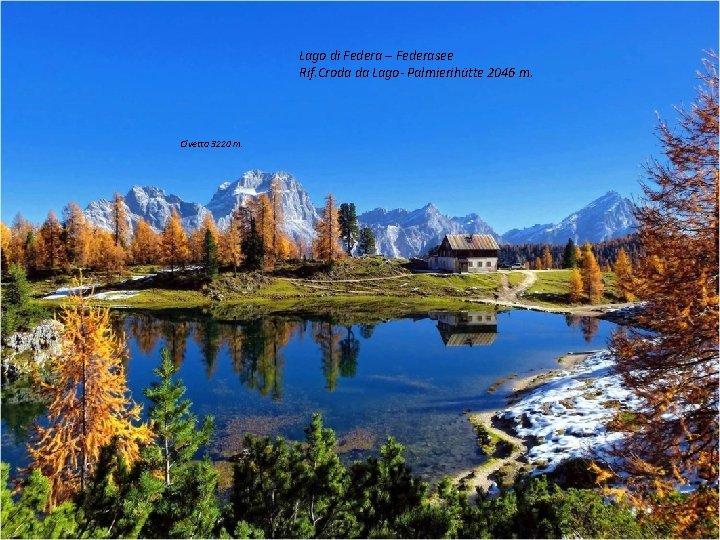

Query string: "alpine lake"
[1, 307, 617, 481]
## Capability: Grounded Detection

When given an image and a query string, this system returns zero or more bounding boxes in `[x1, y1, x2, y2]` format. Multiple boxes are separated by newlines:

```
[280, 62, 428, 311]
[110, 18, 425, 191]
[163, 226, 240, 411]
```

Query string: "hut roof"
[444, 234, 499, 251]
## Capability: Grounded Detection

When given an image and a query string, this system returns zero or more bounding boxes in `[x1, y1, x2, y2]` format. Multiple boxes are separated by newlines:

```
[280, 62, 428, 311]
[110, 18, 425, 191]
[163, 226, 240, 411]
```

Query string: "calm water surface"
[1, 309, 615, 480]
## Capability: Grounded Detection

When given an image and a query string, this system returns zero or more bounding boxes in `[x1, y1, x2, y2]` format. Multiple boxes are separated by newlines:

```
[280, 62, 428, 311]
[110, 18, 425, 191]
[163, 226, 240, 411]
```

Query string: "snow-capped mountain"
[83, 171, 320, 248]
[83, 172, 636, 259]
[206, 170, 319, 247]
[358, 203, 500, 258]
[501, 191, 637, 245]
[84, 186, 210, 233]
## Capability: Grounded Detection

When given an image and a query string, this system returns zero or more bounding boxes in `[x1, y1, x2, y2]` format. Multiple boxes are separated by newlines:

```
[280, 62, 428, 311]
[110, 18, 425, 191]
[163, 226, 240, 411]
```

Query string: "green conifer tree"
[242, 218, 265, 270]
[143, 348, 218, 538]
[358, 227, 376, 256]
[301, 414, 357, 537]
[338, 203, 359, 256]
[562, 238, 577, 268]
[1, 462, 78, 538]
[203, 227, 219, 280]
[347, 437, 427, 537]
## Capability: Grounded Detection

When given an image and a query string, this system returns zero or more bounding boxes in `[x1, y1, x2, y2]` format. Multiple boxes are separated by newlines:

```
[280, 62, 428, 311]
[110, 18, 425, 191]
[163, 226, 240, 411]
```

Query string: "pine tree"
[75, 439, 164, 538]
[1, 263, 34, 338]
[313, 194, 344, 263]
[347, 437, 427, 537]
[562, 238, 577, 268]
[608, 56, 719, 536]
[1, 462, 78, 538]
[568, 268, 584, 303]
[358, 227, 376, 256]
[161, 211, 190, 273]
[27, 288, 152, 508]
[338, 203, 359, 256]
[613, 248, 635, 302]
[300, 414, 356, 537]
[111, 192, 130, 248]
[143, 348, 218, 538]
[242, 217, 265, 271]
[204, 227, 219, 280]
[541, 245, 553, 269]
[144, 348, 213, 487]
[580, 242, 603, 303]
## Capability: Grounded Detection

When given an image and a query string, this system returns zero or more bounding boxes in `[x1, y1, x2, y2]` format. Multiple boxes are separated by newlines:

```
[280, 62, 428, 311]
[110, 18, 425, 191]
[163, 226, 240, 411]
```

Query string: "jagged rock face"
[206, 170, 319, 247]
[84, 186, 210, 233]
[2, 319, 63, 377]
[501, 191, 637, 245]
[358, 203, 500, 258]
[83, 174, 636, 258]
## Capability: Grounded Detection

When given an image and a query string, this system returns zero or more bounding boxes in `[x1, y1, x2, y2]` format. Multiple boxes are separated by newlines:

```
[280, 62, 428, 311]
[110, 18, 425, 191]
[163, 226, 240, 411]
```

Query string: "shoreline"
[454, 351, 596, 495]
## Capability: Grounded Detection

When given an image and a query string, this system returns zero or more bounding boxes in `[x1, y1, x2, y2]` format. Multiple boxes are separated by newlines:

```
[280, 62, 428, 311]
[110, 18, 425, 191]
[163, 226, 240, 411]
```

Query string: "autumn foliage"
[613, 247, 635, 302]
[580, 242, 603, 304]
[313, 194, 345, 263]
[608, 56, 719, 537]
[27, 286, 151, 508]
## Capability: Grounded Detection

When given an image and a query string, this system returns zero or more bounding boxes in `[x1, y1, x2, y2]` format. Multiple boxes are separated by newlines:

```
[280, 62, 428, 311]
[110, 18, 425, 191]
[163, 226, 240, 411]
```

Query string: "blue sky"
[2, 1, 717, 233]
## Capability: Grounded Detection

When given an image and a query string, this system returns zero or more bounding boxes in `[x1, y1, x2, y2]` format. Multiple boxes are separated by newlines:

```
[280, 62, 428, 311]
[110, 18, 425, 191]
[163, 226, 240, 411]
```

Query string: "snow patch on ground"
[43, 285, 99, 299]
[498, 351, 640, 474]
[90, 291, 140, 300]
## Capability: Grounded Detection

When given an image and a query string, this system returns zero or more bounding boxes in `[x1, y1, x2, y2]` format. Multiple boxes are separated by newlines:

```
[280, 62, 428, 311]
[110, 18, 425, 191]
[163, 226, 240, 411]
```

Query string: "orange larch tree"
[39, 211, 66, 271]
[613, 247, 635, 302]
[249, 193, 275, 270]
[580, 242, 603, 304]
[7, 214, 33, 269]
[190, 213, 219, 264]
[111, 193, 130, 248]
[27, 288, 152, 508]
[0, 221, 11, 272]
[219, 205, 249, 274]
[312, 194, 344, 263]
[89, 228, 126, 276]
[130, 218, 160, 265]
[161, 211, 190, 273]
[608, 56, 718, 537]
[541, 245, 553, 269]
[62, 202, 91, 268]
[568, 268, 583, 303]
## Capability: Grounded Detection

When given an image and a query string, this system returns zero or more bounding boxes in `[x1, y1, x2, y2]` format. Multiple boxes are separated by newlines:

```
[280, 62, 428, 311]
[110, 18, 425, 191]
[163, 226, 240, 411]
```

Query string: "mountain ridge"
[82, 172, 637, 258]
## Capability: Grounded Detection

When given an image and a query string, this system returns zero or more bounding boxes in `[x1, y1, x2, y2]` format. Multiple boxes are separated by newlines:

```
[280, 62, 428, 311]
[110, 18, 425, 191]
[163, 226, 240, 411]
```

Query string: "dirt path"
[497, 270, 537, 302]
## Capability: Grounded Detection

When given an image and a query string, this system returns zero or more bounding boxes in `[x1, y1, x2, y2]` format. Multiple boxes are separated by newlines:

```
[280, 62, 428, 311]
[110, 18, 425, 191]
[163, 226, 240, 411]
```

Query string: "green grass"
[29, 259, 627, 314]
[525, 270, 622, 306]
[507, 271, 526, 287]
[528, 270, 574, 295]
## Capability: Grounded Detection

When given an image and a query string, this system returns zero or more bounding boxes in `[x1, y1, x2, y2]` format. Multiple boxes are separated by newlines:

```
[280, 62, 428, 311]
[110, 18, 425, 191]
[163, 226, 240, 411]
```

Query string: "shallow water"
[1, 309, 616, 480]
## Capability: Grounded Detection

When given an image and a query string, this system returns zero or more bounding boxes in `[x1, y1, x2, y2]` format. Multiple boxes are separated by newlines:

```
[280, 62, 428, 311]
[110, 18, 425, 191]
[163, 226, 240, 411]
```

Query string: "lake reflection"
[1, 309, 613, 480]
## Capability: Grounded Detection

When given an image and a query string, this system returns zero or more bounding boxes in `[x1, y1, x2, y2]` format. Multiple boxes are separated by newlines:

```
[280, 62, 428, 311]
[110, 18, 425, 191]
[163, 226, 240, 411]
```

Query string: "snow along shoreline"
[497, 350, 638, 475]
